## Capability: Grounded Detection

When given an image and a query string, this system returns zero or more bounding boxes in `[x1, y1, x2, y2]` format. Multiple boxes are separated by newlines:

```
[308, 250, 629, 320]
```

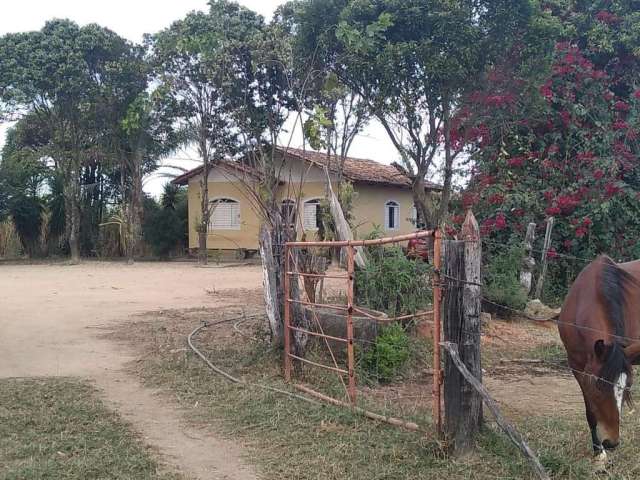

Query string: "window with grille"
[385, 201, 400, 231]
[303, 199, 322, 231]
[209, 198, 241, 230]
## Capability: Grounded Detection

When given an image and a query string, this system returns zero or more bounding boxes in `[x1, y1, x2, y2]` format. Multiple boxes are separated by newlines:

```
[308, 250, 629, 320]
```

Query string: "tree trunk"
[126, 154, 143, 265]
[198, 135, 210, 266]
[436, 97, 454, 224]
[68, 188, 81, 264]
[412, 176, 434, 229]
[260, 222, 284, 346]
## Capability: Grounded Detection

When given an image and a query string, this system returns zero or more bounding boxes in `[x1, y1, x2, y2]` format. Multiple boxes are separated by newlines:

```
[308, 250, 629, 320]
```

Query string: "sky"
[0, 0, 401, 197]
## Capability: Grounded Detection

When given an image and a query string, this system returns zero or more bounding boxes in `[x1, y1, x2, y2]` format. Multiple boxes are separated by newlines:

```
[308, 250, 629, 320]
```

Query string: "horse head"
[585, 339, 640, 451]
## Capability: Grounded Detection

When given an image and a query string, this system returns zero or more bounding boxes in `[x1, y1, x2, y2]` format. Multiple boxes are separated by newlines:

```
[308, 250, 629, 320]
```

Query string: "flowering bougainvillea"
[456, 9, 640, 296]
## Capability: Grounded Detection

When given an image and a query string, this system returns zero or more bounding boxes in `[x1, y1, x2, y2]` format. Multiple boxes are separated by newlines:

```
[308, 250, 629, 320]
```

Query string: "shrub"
[142, 185, 188, 257]
[355, 245, 432, 317]
[362, 323, 410, 383]
[483, 244, 528, 312]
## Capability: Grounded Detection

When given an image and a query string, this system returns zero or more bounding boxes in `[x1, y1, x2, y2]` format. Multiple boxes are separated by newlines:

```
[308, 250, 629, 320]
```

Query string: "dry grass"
[0, 377, 182, 480]
[111, 308, 640, 479]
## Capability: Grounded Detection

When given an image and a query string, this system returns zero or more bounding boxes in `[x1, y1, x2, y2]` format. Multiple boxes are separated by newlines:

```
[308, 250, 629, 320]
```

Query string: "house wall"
[351, 184, 417, 238]
[187, 175, 262, 250]
[185, 157, 419, 252]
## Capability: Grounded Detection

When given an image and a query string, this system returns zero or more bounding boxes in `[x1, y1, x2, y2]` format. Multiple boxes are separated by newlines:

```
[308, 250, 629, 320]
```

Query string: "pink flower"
[604, 92, 615, 102]
[546, 206, 561, 216]
[595, 11, 620, 24]
[540, 82, 553, 100]
[543, 190, 555, 201]
[634, 90, 640, 100]
[614, 101, 630, 112]
[488, 193, 505, 205]
[605, 183, 621, 198]
[495, 213, 507, 230]
[575, 226, 588, 238]
[507, 156, 525, 167]
[576, 151, 595, 163]
[613, 120, 629, 130]
[593, 169, 604, 180]
[583, 217, 592, 227]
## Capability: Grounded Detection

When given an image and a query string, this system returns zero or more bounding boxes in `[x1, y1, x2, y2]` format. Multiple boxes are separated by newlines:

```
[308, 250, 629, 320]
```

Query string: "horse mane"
[597, 256, 635, 391]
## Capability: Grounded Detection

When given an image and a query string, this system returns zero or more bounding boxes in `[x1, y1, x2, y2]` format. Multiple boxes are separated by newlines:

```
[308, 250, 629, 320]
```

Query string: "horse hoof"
[593, 450, 608, 473]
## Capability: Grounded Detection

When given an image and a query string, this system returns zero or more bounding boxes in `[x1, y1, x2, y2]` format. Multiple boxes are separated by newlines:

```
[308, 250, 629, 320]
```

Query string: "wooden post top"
[461, 209, 479, 242]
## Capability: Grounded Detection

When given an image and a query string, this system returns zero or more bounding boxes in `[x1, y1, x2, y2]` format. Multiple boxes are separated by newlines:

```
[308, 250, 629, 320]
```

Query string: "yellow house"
[172, 147, 441, 254]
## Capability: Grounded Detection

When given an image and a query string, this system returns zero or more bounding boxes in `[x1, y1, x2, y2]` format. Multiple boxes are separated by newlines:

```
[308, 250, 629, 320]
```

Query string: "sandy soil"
[0, 261, 264, 480]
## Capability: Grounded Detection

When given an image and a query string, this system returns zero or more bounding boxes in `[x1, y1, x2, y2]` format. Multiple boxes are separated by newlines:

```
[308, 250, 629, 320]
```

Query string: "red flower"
[576, 151, 595, 163]
[540, 82, 553, 100]
[543, 190, 555, 201]
[583, 217, 592, 227]
[546, 206, 561, 216]
[495, 213, 507, 230]
[547, 248, 558, 259]
[513, 208, 525, 217]
[613, 120, 629, 130]
[614, 101, 630, 112]
[595, 11, 620, 24]
[560, 110, 571, 126]
[605, 183, 621, 198]
[593, 169, 604, 180]
[488, 193, 505, 205]
[575, 226, 588, 238]
[462, 192, 479, 208]
[556, 194, 579, 213]
[507, 156, 525, 167]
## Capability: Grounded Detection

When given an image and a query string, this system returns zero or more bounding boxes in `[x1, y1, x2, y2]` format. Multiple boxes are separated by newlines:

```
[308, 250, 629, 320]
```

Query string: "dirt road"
[0, 261, 264, 480]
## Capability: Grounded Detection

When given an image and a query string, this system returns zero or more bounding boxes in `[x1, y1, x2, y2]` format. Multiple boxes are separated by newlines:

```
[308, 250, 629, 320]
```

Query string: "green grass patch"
[527, 342, 568, 366]
[0, 377, 179, 480]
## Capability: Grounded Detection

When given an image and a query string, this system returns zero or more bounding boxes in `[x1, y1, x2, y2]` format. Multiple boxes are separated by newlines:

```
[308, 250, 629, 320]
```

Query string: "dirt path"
[0, 261, 264, 480]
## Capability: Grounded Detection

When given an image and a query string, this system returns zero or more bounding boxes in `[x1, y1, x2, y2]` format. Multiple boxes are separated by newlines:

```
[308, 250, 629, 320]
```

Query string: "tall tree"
[150, 3, 261, 264]
[293, 0, 535, 227]
[0, 20, 146, 262]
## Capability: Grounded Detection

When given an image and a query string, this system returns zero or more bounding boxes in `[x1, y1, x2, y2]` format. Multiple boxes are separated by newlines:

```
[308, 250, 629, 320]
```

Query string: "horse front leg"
[585, 398, 608, 470]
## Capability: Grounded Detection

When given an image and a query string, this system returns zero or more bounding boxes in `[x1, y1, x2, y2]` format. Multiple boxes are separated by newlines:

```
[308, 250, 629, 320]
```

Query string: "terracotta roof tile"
[284, 147, 441, 190]
[172, 147, 442, 191]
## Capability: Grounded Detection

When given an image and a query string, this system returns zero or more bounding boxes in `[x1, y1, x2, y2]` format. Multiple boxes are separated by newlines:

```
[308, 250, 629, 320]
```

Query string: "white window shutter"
[303, 201, 318, 230]
[209, 199, 240, 230]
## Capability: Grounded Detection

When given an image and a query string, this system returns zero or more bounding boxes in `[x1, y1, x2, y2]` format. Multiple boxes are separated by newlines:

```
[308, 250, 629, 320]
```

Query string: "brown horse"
[559, 255, 640, 463]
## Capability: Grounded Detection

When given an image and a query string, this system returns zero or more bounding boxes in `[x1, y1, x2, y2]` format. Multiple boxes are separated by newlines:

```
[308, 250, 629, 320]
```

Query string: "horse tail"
[598, 256, 635, 390]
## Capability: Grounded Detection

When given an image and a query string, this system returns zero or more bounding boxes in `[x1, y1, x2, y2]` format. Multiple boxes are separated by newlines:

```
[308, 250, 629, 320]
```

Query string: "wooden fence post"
[443, 210, 482, 454]
[534, 217, 554, 300]
[520, 222, 536, 295]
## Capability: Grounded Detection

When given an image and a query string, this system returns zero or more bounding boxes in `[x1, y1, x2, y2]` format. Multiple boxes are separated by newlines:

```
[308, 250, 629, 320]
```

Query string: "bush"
[362, 323, 410, 383]
[355, 245, 432, 317]
[142, 185, 188, 257]
[483, 245, 528, 312]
